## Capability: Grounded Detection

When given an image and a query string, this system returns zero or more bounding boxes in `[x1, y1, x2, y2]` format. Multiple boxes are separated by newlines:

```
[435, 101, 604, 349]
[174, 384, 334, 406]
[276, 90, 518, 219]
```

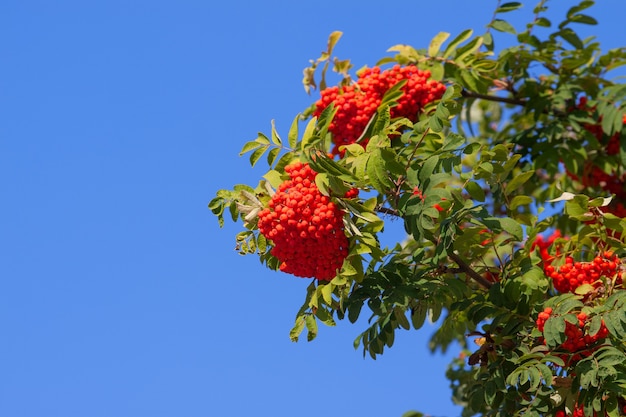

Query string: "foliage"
[210, 1, 626, 416]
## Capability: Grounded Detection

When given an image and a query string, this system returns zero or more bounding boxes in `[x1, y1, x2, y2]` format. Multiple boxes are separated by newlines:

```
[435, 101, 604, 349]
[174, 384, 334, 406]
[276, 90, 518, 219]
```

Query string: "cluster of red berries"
[567, 97, 626, 217]
[555, 404, 626, 417]
[543, 251, 621, 294]
[555, 406, 591, 417]
[577, 97, 624, 158]
[257, 162, 349, 281]
[536, 308, 609, 363]
[314, 65, 446, 155]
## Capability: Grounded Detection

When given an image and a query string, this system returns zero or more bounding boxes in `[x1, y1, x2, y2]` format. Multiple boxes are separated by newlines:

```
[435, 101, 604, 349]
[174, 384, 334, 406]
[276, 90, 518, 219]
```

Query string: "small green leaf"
[287, 114, 299, 149]
[289, 316, 306, 342]
[428, 32, 450, 56]
[490, 19, 517, 34]
[320, 283, 334, 305]
[326, 31, 343, 54]
[411, 304, 427, 330]
[569, 14, 597, 25]
[496, 2, 522, 13]
[504, 170, 534, 194]
[442, 29, 473, 59]
[499, 217, 523, 240]
[535, 17, 551, 27]
[267, 147, 280, 166]
[239, 141, 261, 156]
[465, 180, 485, 202]
[300, 118, 317, 151]
[558, 28, 583, 49]
[305, 314, 318, 341]
[270, 120, 282, 145]
[249, 146, 268, 167]
[543, 315, 566, 347]
[510, 195, 533, 210]
[263, 170, 284, 189]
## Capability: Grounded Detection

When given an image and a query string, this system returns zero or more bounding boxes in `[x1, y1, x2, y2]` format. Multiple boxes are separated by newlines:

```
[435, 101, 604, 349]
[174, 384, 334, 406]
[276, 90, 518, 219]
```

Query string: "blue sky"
[1, 1, 624, 417]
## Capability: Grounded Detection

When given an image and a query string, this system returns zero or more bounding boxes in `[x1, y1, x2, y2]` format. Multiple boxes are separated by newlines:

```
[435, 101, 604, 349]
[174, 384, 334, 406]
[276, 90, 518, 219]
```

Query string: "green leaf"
[535, 17, 551, 27]
[510, 195, 533, 211]
[380, 79, 407, 109]
[270, 120, 282, 145]
[441, 133, 465, 152]
[300, 118, 317, 151]
[496, 2, 522, 13]
[263, 170, 284, 189]
[249, 146, 268, 167]
[558, 28, 583, 49]
[543, 315, 566, 347]
[490, 19, 517, 34]
[287, 114, 299, 149]
[465, 180, 485, 202]
[305, 314, 318, 342]
[564, 195, 590, 218]
[442, 29, 473, 59]
[567, 1, 594, 18]
[411, 304, 427, 330]
[326, 31, 342, 54]
[239, 140, 261, 156]
[504, 170, 534, 195]
[499, 217, 523, 240]
[289, 316, 306, 342]
[266, 147, 280, 166]
[428, 32, 450, 56]
[429, 114, 443, 132]
[394, 308, 411, 330]
[429, 61, 444, 81]
[315, 307, 336, 326]
[419, 156, 439, 184]
[569, 14, 598, 25]
[603, 311, 626, 338]
[320, 283, 334, 305]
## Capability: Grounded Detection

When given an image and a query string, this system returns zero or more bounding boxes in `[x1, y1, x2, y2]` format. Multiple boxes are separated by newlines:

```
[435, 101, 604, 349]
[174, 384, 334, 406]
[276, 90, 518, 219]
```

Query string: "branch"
[375, 206, 400, 217]
[448, 252, 494, 289]
[461, 89, 528, 107]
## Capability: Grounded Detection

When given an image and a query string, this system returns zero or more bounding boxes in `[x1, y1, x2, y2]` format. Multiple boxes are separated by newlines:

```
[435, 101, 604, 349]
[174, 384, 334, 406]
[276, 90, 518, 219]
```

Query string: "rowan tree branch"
[448, 252, 494, 289]
[461, 89, 528, 107]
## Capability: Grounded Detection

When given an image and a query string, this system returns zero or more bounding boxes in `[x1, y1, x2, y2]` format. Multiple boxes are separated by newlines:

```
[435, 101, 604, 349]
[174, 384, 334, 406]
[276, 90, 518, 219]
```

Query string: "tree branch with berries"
[210, 1, 626, 416]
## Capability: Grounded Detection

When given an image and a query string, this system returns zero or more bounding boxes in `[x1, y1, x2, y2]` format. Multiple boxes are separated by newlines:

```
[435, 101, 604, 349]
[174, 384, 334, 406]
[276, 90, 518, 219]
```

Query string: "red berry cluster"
[344, 188, 359, 199]
[577, 97, 625, 158]
[257, 162, 349, 281]
[536, 308, 609, 362]
[314, 65, 446, 156]
[567, 97, 626, 216]
[555, 406, 592, 417]
[543, 251, 621, 294]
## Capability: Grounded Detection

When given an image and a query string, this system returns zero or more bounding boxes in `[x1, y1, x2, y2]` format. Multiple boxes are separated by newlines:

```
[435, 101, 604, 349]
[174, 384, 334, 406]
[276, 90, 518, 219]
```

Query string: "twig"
[461, 89, 527, 106]
[448, 252, 494, 288]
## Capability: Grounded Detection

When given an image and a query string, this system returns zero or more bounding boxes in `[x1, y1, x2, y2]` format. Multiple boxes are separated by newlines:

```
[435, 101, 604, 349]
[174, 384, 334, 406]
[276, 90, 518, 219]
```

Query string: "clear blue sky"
[1, 2, 624, 417]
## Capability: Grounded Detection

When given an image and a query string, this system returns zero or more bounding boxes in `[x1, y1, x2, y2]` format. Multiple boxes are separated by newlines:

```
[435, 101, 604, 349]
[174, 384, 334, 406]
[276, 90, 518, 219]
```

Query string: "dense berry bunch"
[536, 307, 609, 362]
[544, 252, 621, 294]
[577, 97, 625, 157]
[257, 162, 349, 280]
[314, 65, 446, 155]
[568, 97, 626, 205]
